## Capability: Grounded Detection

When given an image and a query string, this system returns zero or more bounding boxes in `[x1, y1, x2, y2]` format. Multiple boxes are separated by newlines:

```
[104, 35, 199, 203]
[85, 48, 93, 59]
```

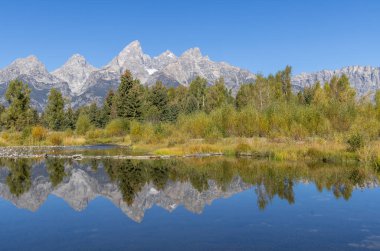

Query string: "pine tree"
[88, 102, 102, 127]
[148, 81, 169, 121]
[3, 80, 34, 130]
[116, 70, 138, 118]
[101, 89, 115, 126]
[125, 83, 143, 120]
[64, 106, 76, 130]
[44, 88, 65, 130]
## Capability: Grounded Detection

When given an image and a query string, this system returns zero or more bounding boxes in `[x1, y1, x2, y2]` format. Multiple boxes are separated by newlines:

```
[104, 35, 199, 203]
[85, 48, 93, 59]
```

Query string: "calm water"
[0, 150, 379, 250]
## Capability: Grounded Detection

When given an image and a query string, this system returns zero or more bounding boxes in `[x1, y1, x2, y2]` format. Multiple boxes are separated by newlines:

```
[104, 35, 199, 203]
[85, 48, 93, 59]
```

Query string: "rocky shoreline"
[0, 145, 225, 160]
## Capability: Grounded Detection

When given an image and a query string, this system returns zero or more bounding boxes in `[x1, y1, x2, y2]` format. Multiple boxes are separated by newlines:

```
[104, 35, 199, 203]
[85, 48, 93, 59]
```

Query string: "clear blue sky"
[0, 0, 379, 74]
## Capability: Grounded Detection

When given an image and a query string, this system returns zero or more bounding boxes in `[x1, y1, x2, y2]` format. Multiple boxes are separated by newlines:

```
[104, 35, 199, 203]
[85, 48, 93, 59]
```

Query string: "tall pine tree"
[2, 80, 35, 130]
[116, 70, 136, 118]
[44, 88, 65, 130]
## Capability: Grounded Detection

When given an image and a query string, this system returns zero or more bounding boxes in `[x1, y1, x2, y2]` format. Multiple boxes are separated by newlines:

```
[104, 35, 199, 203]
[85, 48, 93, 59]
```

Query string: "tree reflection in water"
[0, 157, 377, 210]
[1, 159, 33, 197]
[46, 158, 67, 187]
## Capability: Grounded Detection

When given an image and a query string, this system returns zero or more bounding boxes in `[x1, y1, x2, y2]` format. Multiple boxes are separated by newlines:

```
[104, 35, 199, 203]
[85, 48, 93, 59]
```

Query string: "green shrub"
[76, 114, 91, 135]
[86, 129, 105, 139]
[22, 127, 32, 139]
[235, 142, 251, 155]
[204, 126, 223, 143]
[347, 133, 365, 152]
[129, 120, 143, 143]
[105, 119, 129, 137]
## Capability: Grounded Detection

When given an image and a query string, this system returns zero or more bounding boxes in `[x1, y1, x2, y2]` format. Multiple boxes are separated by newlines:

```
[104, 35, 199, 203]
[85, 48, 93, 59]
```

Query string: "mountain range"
[0, 40, 379, 110]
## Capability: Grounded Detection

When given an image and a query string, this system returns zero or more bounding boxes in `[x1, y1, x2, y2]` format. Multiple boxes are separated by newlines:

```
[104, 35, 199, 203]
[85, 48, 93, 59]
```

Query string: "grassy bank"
[1, 127, 380, 167]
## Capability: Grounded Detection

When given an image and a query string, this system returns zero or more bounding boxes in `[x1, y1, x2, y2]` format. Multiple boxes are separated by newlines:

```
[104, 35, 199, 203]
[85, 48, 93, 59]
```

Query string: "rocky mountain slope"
[292, 66, 380, 97]
[0, 56, 71, 110]
[51, 54, 98, 95]
[1, 41, 379, 109]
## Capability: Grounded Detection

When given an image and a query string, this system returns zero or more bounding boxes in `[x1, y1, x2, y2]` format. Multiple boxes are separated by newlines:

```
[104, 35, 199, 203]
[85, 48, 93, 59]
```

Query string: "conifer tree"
[44, 88, 65, 130]
[116, 70, 137, 118]
[88, 102, 102, 127]
[125, 83, 143, 120]
[2, 80, 34, 130]
[64, 106, 76, 130]
[148, 81, 169, 121]
[101, 89, 115, 125]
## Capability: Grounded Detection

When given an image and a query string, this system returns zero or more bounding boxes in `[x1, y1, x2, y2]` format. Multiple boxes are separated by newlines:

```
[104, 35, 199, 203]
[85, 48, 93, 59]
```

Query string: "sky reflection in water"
[0, 156, 379, 251]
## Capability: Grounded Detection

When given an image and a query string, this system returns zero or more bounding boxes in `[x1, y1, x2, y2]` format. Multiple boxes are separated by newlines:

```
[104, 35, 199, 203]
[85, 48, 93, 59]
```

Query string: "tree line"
[1, 66, 379, 145]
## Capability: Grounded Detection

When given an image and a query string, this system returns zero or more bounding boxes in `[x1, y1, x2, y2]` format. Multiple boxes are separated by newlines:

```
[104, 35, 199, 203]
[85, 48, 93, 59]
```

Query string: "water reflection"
[0, 158, 378, 222]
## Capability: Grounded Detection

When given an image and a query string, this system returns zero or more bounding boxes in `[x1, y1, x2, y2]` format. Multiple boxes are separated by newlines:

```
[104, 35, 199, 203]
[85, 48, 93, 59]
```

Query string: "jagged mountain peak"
[157, 50, 177, 59]
[181, 47, 204, 59]
[66, 53, 87, 63]
[117, 40, 144, 59]
[0, 55, 59, 85]
[17, 54, 39, 62]
[54, 54, 96, 71]
[105, 40, 151, 74]
[52, 54, 97, 95]
[126, 40, 141, 49]
[10, 55, 45, 69]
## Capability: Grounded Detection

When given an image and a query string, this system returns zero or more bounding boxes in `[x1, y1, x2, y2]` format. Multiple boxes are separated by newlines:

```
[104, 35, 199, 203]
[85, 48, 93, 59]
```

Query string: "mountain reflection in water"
[0, 157, 378, 222]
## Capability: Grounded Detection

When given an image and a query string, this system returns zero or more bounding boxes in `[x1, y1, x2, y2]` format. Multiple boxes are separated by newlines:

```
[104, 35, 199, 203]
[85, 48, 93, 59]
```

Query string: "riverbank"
[0, 136, 379, 166]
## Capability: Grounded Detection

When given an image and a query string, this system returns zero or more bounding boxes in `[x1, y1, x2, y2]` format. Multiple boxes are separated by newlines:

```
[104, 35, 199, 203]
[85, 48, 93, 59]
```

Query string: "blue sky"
[0, 0, 379, 74]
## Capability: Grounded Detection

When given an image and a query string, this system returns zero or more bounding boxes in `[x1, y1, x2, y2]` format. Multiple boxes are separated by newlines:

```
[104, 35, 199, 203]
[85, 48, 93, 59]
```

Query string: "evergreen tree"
[125, 83, 143, 120]
[64, 106, 76, 130]
[168, 85, 189, 114]
[101, 89, 115, 126]
[148, 81, 169, 121]
[88, 102, 102, 127]
[185, 95, 199, 114]
[116, 70, 138, 118]
[44, 89, 65, 130]
[2, 80, 34, 130]
[236, 83, 255, 109]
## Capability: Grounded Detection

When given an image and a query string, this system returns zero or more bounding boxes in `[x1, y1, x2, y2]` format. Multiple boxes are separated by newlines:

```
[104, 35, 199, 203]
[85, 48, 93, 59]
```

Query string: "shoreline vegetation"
[1, 67, 380, 167]
[0, 137, 378, 167]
